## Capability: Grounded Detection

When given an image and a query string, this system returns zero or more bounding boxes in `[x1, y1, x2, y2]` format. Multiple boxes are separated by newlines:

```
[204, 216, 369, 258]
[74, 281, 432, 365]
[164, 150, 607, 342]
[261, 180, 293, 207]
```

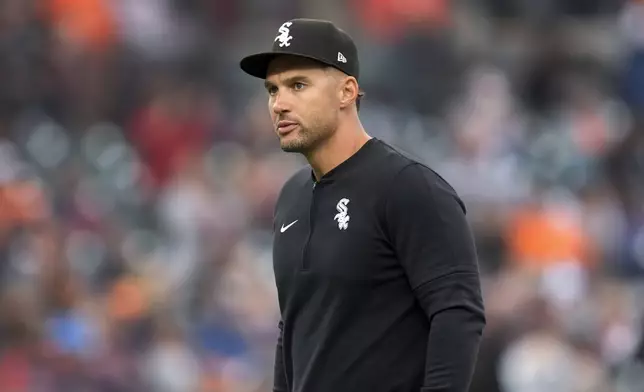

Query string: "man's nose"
[272, 93, 290, 114]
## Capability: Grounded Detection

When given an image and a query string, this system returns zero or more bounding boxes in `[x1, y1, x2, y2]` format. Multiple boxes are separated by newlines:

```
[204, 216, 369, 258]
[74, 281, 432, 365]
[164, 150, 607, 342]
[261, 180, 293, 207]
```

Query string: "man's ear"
[338, 77, 359, 109]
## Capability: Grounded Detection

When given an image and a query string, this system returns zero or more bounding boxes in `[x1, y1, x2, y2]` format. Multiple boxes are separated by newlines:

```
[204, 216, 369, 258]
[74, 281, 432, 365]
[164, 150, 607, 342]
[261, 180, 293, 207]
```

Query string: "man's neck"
[307, 120, 371, 181]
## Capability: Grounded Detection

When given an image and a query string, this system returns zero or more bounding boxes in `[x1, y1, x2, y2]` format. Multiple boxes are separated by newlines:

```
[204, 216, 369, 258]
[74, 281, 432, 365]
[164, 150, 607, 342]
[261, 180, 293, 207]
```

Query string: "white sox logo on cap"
[275, 22, 293, 47]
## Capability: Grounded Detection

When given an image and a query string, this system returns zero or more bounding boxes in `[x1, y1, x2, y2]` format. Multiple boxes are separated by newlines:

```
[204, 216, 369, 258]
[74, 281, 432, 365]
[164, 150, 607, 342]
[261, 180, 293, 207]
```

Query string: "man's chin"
[280, 143, 306, 153]
[279, 137, 308, 153]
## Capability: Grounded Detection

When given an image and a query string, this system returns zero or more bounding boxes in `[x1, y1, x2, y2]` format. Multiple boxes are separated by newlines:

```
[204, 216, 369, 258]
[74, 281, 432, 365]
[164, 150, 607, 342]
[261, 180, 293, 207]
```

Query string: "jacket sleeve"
[273, 319, 288, 392]
[384, 163, 486, 392]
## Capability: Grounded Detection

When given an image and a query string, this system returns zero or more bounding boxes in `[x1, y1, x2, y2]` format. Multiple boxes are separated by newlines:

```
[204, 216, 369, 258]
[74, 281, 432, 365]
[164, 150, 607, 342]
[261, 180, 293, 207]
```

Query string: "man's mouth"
[277, 121, 298, 135]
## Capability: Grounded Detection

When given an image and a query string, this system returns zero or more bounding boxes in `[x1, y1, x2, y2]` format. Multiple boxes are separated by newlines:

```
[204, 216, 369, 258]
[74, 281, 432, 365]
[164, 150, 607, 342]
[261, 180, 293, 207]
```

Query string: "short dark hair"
[356, 91, 365, 111]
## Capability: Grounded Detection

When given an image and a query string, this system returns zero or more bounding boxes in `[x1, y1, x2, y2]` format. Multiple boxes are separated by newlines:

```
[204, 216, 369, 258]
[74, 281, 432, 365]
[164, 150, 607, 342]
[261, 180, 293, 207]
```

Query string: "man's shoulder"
[374, 141, 464, 213]
[374, 140, 456, 191]
[398, 162, 455, 191]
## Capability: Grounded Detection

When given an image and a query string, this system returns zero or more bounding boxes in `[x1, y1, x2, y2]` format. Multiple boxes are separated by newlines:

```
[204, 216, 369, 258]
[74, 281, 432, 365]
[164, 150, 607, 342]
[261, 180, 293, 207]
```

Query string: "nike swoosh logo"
[280, 220, 298, 233]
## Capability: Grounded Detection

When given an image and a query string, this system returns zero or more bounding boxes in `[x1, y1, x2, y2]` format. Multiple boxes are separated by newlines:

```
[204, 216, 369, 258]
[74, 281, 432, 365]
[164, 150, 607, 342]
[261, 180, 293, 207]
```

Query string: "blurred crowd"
[1, 0, 644, 391]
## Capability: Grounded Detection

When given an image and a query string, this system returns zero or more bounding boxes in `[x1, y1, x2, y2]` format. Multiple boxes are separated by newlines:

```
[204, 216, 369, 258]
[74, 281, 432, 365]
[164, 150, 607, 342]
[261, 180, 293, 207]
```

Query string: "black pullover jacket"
[271, 138, 486, 392]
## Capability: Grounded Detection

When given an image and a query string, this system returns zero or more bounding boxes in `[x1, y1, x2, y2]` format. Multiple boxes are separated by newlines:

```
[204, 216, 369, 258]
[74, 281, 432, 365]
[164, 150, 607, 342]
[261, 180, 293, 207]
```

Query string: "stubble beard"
[279, 122, 335, 154]
[280, 127, 312, 153]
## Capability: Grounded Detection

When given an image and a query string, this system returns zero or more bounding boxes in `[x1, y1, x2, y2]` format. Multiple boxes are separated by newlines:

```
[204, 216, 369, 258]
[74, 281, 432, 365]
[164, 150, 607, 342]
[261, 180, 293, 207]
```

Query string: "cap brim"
[240, 52, 340, 79]
[239, 52, 280, 79]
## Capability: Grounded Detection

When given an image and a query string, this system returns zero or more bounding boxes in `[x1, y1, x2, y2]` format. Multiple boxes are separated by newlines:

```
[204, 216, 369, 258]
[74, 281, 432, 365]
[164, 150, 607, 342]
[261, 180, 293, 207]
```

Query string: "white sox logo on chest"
[334, 198, 350, 230]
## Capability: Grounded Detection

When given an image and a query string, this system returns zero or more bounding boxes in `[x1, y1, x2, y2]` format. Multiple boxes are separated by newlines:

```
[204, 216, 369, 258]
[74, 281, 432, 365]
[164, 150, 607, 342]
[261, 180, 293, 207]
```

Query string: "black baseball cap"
[240, 18, 360, 81]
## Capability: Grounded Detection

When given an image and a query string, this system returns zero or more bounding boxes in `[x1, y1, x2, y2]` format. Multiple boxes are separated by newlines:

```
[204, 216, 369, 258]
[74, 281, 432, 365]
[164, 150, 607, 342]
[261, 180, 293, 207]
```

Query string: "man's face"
[265, 56, 340, 154]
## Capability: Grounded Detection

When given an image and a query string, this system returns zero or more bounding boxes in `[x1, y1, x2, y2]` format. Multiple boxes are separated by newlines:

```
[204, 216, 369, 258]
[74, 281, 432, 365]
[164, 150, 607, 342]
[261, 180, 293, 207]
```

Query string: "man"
[239, 18, 486, 392]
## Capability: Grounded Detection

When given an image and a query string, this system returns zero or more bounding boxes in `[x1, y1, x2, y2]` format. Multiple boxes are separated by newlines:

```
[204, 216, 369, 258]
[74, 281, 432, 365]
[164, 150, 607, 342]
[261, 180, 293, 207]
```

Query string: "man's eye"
[267, 86, 278, 95]
[293, 82, 305, 90]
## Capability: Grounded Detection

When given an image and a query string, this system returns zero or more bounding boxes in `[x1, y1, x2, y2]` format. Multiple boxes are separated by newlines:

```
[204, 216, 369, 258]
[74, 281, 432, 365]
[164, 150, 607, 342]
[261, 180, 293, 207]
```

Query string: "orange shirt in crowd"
[107, 275, 149, 322]
[506, 205, 594, 272]
[0, 179, 49, 232]
[43, 0, 117, 52]
[352, 0, 450, 41]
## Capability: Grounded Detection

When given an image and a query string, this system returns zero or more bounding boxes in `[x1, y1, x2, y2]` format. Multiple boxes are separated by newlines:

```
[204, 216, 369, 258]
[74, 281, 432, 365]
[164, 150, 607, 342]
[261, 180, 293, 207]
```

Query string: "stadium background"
[1, 0, 644, 390]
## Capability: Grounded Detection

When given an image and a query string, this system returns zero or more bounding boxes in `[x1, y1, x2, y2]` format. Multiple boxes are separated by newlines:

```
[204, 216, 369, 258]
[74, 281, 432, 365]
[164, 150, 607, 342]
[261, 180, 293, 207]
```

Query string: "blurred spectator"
[129, 75, 212, 191]
[141, 316, 201, 392]
[0, 286, 41, 391]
